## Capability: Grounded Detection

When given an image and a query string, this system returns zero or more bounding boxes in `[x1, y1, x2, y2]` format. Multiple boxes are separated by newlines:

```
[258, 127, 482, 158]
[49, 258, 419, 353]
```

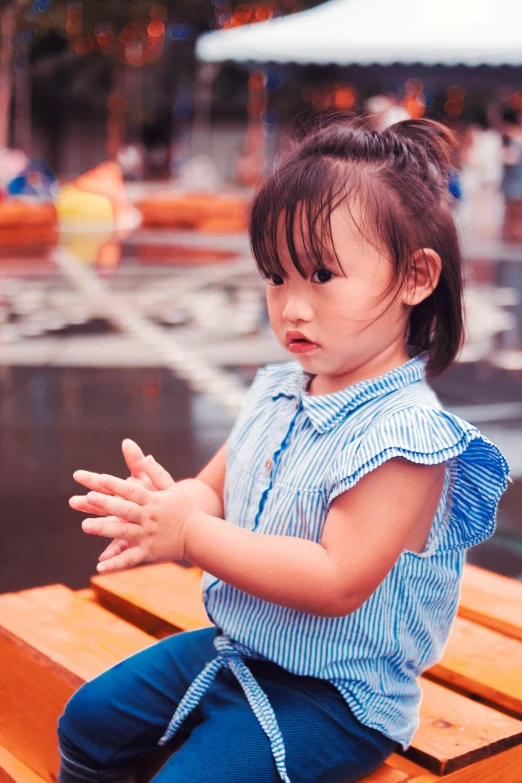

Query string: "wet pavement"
[1, 227, 522, 593]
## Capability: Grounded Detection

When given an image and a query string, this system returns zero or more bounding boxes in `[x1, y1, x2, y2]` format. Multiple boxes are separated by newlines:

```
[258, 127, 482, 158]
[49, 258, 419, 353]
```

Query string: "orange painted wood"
[0, 584, 154, 783]
[460, 565, 522, 642]
[357, 767, 409, 783]
[0, 746, 46, 783]
[409, 742, 522, 783]
[91, 563, 211, 637]
[407, 777, 439, 783]
[386, 753, 437, 780]
[74, 587, 97, 601]
[91, 564, 522, 776]
[409, 678, 522, 775]
[429, 616, 522, 715]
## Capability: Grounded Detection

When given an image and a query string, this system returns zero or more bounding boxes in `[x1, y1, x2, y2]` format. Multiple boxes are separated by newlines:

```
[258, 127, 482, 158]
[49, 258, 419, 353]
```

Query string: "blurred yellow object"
[56, 183, 114, 230]
[74, 161, 141, 231]
[56, 162, 141, 233]
[58, 229, 113, 264]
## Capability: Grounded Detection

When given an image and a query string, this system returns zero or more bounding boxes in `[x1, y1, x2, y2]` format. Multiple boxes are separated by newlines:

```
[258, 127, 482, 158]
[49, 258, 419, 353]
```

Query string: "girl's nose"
[281, 295, 313, 324]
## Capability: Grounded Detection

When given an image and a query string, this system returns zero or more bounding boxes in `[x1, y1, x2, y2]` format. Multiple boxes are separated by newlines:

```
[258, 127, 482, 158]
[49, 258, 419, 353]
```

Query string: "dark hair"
[250, 113, 464, 377]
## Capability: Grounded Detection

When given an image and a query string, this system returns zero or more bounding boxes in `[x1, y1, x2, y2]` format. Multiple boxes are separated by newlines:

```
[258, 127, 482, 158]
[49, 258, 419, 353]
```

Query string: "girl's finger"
[122, 439, 148, 480]
[98, 538, 131, 562]
[73, 492, 144, 523]
[74, 470, 119, 494]
[82, 516, 142, 541]
[126, 475, 155, 491]
[143, 455, 176, 491]
[69, 496, 112, 517]
[97, 473, 150, 506]
[96, 546, 146, 574]
[73, 469, 151, 496]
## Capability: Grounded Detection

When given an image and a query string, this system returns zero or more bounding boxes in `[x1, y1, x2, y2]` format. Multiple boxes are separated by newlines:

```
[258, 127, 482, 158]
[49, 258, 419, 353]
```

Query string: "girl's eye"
[311, 269, 335, 284]
[266, 274, 285, 287]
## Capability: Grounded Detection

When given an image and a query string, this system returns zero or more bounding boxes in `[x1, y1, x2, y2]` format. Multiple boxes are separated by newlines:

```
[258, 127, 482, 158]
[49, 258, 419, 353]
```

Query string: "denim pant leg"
[57, 627, 219, 783]
[150, 660, 398, 783]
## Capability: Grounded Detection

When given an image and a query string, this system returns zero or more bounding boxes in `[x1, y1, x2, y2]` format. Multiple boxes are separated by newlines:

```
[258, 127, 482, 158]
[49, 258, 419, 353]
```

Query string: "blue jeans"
[57, 627, 397, 783]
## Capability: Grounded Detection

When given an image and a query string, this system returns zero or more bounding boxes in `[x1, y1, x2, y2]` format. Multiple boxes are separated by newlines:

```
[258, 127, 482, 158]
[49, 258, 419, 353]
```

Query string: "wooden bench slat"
[91, 564, 522, 777]
[0, 746, 46, 783]
[91, 563, 211, 637]
[412, 678, 522, 774]
[0, 583, 154, 681]
[386, 753, 438, 780]
[409, 743, 522, 783]
[357, 768, 409, 783]
[460, 565, 522, 641]
[0, 585, 154, 783]
[408, 777, 439, 783]
[430, 615, 522, 715]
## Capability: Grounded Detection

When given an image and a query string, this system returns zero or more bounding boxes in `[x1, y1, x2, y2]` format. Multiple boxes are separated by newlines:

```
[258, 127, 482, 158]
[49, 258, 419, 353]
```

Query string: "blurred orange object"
[72, 161, 140, 230]
[137, 192, 249, 233]
[135, 242, 236, 267]
[0, 199, 58, 247]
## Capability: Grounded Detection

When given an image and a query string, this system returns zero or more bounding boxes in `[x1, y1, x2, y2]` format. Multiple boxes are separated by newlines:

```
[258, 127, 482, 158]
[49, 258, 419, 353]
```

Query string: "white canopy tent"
[195, 0, 522, 67]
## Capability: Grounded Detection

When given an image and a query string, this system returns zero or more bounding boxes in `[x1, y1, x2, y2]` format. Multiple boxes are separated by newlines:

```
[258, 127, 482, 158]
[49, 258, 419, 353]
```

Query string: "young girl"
[62, 115, 509, 783]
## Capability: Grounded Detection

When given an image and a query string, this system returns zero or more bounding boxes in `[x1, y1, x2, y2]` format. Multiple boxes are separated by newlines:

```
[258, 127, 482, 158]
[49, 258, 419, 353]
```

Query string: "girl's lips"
[287, 341, 319, 354]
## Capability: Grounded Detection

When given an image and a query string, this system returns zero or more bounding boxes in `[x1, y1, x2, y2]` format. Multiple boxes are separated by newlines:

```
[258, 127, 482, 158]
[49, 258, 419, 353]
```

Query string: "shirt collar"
[271, 355, 427, 434]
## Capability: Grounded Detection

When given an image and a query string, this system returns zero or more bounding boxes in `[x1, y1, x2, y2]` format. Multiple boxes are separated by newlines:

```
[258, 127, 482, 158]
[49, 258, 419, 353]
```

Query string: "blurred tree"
[1, 0, 322, 165]
[0, 0, 21, 148]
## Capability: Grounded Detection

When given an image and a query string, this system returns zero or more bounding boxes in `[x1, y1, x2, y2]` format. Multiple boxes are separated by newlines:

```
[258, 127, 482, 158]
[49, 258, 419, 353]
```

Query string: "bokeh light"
[447, 85, 465, 102]
[147, 21, 165, 39]
[405, 78, 423, 96]
[334, 85, 355, 110]
[509, 90, 522, 111]
[150, 5, 168, 21]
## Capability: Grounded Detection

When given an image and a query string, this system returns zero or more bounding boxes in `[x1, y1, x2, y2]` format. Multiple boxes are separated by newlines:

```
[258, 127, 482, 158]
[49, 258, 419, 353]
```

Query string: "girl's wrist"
[182, 506, 209, 565]
[177, 478, 223, 518]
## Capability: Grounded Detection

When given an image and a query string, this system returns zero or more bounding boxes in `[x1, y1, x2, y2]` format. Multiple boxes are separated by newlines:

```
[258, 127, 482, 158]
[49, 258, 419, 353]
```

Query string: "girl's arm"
[72, 454, 445, 616]
[184, 457, 446, 617]
[190, 443, 227, 518]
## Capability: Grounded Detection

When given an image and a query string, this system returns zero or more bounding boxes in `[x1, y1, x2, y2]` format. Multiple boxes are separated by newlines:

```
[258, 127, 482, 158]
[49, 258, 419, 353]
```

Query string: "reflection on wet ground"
[1, 228, 522, 592]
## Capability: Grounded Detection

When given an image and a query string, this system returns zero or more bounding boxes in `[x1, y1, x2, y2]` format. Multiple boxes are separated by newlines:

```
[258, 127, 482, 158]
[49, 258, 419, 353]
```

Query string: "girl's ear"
[402, 248, 442, 306]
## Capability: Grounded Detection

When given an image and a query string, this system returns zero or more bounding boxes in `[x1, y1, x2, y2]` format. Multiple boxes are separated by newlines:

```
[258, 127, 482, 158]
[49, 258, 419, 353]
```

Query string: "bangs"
[250, 157, 370, 279]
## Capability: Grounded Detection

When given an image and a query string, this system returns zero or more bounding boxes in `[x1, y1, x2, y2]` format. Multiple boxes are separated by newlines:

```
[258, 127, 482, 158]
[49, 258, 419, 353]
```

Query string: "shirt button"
[265, 458, 273, 473]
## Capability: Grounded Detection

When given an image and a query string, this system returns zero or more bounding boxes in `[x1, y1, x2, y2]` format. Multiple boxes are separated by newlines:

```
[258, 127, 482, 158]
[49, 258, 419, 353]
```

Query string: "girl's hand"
[121, 438, 176, 493]
[70, 467, 196, 573]
[73, 440, 176, 565]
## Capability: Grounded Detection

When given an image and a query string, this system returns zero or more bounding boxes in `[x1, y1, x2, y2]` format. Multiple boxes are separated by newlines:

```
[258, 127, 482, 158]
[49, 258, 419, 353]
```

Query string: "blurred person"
[7, 157, 56, 199]
[234, 124, 266, 187]
[460, 107, 503, 240]
[116, 144, 145, 181]
[178, 153, 222, 190]
[501, 107, 522, 242]
[60, 116, 509, 783]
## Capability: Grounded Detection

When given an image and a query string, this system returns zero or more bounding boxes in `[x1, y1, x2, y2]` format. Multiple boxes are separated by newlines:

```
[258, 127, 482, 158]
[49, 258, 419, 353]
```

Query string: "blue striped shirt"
[160, 356, 509, 780]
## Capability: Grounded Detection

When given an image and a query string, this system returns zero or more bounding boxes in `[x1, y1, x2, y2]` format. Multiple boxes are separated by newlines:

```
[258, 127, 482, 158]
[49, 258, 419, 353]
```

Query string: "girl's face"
[266, 205, 413, 395]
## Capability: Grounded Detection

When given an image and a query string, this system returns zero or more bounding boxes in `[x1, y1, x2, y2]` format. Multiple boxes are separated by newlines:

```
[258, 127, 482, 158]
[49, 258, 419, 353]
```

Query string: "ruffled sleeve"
[325, 406, 510, 553]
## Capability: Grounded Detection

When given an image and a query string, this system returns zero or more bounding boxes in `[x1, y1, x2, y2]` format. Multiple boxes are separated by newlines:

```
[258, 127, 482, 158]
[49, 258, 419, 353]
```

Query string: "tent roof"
[196, 0, 522, 66]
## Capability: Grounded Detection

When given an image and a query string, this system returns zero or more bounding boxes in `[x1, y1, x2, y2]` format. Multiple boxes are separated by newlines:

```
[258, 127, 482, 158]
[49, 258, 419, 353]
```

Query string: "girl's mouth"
[287, 339, 319, 354]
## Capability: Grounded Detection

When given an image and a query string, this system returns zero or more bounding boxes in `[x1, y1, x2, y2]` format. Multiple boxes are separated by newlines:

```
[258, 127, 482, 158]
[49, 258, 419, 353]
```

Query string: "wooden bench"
[1, 564, 521, 783]
[0, 585, 153, 782]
